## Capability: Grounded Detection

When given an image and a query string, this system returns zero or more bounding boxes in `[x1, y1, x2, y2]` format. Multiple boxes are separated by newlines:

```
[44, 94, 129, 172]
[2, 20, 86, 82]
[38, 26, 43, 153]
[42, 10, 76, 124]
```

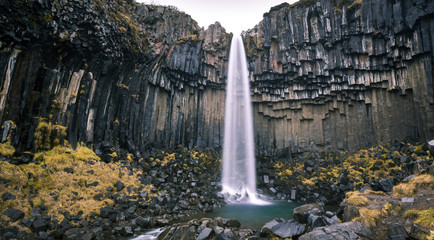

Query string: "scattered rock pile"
[0, 146, 225, 239]
[257, 141, 433, 205]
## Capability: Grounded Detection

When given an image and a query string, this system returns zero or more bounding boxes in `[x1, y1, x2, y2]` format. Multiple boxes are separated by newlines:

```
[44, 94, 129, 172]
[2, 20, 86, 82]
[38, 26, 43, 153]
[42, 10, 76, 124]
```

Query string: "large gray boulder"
[298, 222, 373, 240]
[261, 218, 306, 238]
[292, 203, 324, 223]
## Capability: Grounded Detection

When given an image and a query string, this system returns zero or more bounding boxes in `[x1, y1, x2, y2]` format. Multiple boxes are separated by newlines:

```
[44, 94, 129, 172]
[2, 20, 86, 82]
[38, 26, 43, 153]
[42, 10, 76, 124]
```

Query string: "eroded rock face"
[244, 0, 434, 155]
[0, 0, 231, 153]
[0, 0, 434, 156]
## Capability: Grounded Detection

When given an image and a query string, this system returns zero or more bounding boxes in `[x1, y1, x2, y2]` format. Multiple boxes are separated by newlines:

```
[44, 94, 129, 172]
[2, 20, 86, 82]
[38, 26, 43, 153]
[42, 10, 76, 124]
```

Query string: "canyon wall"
[244, 0, 434, 155]
[0, 0, 230, 155]
[0, 0, 434, 156]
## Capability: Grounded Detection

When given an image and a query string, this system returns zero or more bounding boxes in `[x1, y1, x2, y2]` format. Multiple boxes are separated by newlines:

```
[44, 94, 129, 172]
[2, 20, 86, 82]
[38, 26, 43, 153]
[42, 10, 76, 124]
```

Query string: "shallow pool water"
[192, 201, 299, 230]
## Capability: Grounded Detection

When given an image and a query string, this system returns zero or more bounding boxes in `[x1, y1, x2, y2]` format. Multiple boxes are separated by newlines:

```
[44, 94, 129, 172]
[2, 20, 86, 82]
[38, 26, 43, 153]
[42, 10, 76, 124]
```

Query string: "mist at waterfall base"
[221, 35, 267, 204]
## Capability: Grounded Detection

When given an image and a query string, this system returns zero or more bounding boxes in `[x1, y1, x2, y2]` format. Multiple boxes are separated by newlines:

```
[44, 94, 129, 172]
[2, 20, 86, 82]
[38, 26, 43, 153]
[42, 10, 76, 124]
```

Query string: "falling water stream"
[221, 35, 267, 204]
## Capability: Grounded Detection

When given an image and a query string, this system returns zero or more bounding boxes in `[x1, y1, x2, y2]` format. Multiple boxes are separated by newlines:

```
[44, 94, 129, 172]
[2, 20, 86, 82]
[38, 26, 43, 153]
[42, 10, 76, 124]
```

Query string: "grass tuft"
[346, 191, 369, 206]
[393, 174, 434, 197]
[0, 142, 15, 156]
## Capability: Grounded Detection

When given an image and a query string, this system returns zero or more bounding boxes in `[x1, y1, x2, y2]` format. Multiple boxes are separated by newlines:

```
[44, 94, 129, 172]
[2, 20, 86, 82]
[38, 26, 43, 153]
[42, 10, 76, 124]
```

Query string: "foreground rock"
[158, 217, 254, 240]
[298, 222, 373, 240]
[292, 203, 323, 223]
[260, 218, 306, 238]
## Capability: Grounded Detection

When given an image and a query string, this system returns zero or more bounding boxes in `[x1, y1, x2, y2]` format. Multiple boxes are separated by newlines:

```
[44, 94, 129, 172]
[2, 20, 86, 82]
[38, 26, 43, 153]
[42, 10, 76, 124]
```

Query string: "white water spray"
[222, 35, 268, 205]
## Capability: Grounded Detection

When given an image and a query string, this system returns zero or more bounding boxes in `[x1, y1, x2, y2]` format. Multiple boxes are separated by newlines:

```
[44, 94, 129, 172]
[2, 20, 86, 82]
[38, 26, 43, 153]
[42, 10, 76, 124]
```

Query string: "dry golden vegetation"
[273, 144, 431, 191]
[393, 174, 434, 197]
[345, 173, 434, 234]
[0, 142, 156, 226]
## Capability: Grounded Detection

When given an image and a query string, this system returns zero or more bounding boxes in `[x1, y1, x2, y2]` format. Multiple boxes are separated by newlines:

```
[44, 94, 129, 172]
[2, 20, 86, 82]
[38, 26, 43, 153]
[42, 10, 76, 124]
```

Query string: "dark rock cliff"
[0, 0, 231, 155]
[0, 0, 434, 157]
[244, 0, 434, 155]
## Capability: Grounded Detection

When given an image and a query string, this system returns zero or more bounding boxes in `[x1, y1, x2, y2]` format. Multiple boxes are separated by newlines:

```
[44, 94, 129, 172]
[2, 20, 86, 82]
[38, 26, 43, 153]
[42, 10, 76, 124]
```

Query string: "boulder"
[216, 228, 235, 240]
[307, 214, 327, 229]
[224, 218, 241, 228]
[2, 191, 16, 201]
[387, 223, 407, 240]
[135, 216, 150, 228]
[32, 216, 48, 232]
[410, 223, 430, 240]
[261, 218, 306, 238]
[298, 222, 373, 240]
[401, 197, 415, 204]
[343, 205, 360, 222]
[3, 208, 24, 221]
[3, 226, 19, 238]
[428, 140, 434, 155]
[63, 228, 87, 240]
[114, 181, 124, 191]
[197, 227, 214, 240]
[379, 178, 394, 192]
[293, 203, 324, 223]
[100, 206, 115, 218]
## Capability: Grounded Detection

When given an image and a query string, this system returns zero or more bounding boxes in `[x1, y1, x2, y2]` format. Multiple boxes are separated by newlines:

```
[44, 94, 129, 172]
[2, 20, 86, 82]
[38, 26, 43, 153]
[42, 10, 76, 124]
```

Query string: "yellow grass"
[0, 144, 155, 224]
[0, 142, 15, 156]
[393, 174, 434, 197]
[346, 191, 369, 206]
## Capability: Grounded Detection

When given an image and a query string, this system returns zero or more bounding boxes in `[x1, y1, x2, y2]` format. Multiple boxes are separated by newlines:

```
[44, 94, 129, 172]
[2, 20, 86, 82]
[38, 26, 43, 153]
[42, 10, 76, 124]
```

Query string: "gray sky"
[136, 0, 297, 34]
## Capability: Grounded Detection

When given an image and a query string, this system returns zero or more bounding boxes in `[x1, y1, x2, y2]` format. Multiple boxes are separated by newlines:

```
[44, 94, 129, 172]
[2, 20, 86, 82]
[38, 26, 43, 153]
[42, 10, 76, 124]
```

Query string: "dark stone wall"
[244, 0, 434, 155]
[0, 0, 231, 155]
[0, 0, 433, 156]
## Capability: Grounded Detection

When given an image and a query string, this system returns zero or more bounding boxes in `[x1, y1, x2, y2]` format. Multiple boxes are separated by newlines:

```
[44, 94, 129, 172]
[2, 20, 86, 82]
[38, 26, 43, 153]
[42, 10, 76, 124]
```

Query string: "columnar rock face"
[244, 0, 434, 155]
[1, 0, 434, 156]
[0, 0, 231, 154]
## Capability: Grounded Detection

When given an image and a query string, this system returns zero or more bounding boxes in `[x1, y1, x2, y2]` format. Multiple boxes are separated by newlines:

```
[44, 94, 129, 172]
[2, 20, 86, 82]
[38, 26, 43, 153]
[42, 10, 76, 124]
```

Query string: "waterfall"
[222, 35, 268, 205]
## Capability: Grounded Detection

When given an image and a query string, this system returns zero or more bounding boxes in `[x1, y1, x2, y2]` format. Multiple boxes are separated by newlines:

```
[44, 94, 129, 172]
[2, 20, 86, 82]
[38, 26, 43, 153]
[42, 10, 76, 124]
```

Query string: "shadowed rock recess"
[0, 0, 433, 156]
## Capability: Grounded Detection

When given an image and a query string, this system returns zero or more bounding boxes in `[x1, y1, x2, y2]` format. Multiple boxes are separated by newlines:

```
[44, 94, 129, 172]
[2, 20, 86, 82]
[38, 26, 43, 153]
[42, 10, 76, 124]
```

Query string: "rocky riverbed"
[0, 140, 433, 239]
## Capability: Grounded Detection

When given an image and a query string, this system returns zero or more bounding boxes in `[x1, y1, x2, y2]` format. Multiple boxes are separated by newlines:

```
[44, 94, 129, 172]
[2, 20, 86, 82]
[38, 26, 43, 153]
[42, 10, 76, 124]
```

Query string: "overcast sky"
[136, 0, 297, 34]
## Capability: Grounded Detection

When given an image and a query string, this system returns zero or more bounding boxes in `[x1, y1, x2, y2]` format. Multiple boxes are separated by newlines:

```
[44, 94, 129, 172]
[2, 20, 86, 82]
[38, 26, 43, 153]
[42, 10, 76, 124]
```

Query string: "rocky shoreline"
[0, 141, 433, 239]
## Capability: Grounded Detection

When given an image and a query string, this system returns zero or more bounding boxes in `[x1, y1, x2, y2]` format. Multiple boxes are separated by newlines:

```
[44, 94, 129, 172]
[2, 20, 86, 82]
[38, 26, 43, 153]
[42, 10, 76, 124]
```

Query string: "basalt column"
[244, 0, 434, 155]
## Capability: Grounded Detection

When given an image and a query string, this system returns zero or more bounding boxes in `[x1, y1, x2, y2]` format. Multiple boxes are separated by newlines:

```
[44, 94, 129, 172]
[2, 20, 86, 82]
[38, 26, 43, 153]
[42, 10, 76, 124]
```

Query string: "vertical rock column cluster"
[244, 0, 434, 155]
[0, 0, 231, 155]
